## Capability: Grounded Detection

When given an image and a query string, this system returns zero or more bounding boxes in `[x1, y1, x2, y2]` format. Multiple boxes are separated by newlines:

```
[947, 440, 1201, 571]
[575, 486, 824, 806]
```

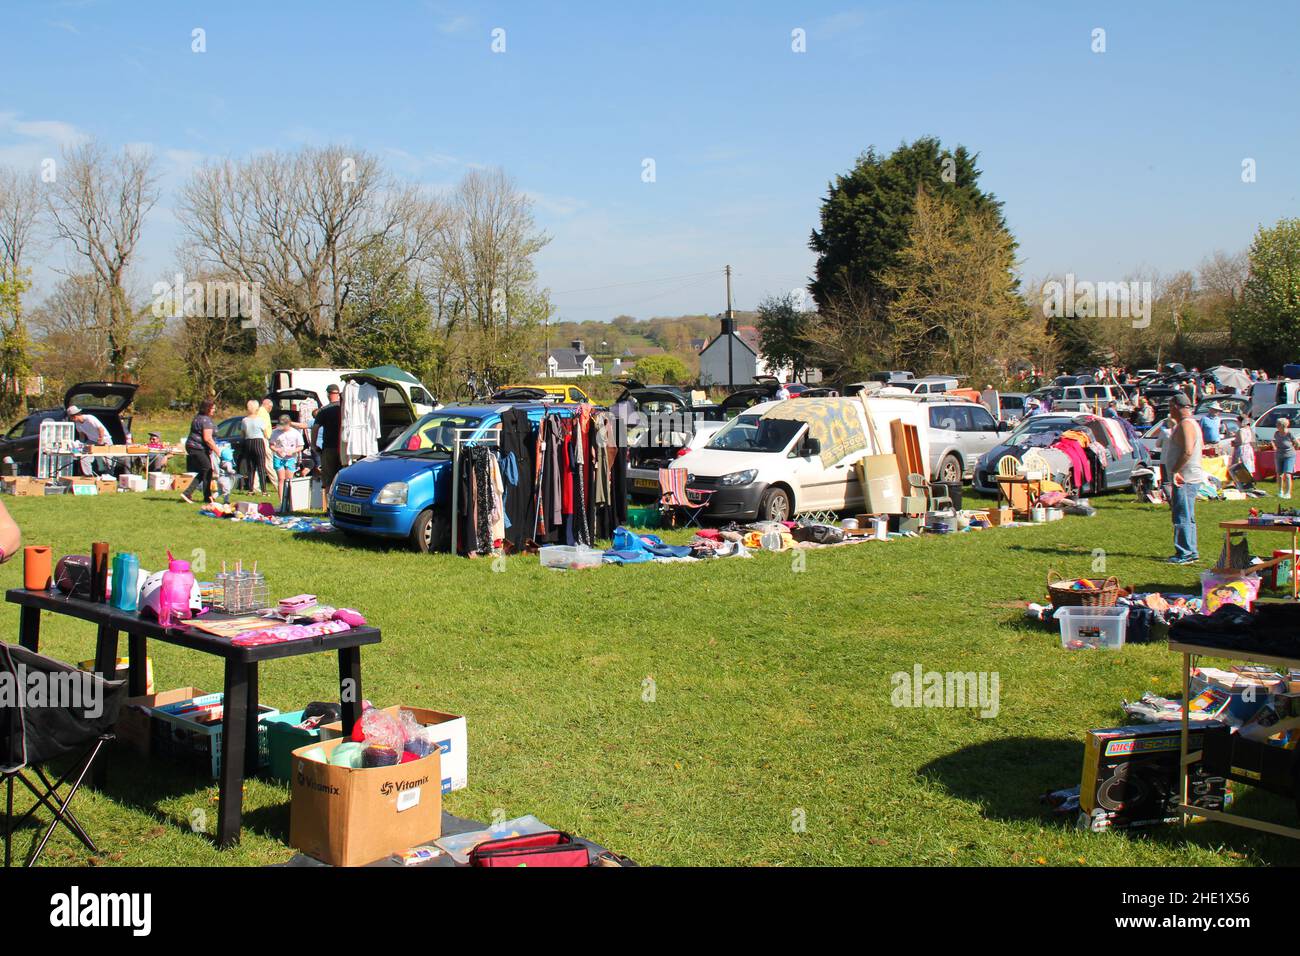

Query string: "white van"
[270, 367, 438, 417]
[675, 396, 930, 522]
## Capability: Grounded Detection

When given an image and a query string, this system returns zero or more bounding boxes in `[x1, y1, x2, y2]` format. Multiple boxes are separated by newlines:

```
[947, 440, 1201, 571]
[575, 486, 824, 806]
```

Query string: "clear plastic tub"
[1056, 606, 1129, 650]
[539, 545, 604, 570]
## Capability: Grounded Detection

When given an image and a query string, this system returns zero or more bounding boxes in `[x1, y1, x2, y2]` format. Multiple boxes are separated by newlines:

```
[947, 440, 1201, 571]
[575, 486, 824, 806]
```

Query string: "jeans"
[185, 448, 213, 503]
[1170, 481, 1198, 559]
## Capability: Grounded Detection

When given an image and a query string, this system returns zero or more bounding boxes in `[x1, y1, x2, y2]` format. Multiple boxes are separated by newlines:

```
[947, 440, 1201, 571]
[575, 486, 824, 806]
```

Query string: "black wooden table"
[6, 587, 381, 848]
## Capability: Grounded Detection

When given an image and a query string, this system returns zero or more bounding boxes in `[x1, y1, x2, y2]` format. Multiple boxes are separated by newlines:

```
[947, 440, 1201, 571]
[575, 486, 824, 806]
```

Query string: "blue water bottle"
[111, 552, 140, 611]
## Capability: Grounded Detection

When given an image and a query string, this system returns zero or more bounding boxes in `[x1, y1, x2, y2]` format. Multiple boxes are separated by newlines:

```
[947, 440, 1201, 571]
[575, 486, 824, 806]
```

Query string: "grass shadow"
[918, 736, 1082, 823]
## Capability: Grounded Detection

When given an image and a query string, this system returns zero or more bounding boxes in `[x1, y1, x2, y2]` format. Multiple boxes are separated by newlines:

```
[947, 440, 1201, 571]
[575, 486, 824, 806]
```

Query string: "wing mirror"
[802, 437, 821, 457]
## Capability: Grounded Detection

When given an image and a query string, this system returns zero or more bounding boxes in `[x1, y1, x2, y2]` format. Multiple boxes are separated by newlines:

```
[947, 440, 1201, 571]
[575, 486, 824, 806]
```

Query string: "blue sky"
[4, 0, 1298, 323]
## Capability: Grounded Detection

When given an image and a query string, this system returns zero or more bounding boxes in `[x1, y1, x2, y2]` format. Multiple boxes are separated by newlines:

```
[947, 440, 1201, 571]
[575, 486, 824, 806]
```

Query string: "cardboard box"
[90, 444, 128, 455]
[281, 476, 324, 513]
[289, 736, 442, 867]
[79, 655, 154, 696]
[118, 474, 146, 492]
[322, 705, 467, 793]
[857, 459, 902, 514]
[147, 472, 174, 491]
[986, 507, 1014, 527]
[2, 476, 48, 496]
[116, 686, 206, 758]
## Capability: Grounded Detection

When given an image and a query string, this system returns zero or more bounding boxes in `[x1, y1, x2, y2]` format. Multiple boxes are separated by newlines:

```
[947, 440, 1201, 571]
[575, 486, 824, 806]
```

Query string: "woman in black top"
[182, 399, 220, 503]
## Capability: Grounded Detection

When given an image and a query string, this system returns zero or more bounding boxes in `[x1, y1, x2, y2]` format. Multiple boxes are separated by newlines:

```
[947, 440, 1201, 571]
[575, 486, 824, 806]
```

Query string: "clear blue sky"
[4, 0, 1298, 323]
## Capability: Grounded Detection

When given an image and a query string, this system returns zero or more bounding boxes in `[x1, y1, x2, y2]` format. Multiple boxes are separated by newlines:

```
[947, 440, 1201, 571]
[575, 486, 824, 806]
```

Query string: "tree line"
[759, 137, 1300, 387]
[0, 142, 553, 415]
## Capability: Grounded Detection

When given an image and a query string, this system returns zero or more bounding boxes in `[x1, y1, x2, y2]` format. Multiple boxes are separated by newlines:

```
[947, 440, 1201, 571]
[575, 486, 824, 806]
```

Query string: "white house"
[545, 339, 602, 379]
[697, 320, 790, 387]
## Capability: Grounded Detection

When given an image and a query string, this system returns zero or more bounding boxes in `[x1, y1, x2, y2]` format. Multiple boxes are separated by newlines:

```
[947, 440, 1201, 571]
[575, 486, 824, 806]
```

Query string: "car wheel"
[939, 454, 963, 485]
[409, 508, 451, 554]
[758, 487, 791, 522]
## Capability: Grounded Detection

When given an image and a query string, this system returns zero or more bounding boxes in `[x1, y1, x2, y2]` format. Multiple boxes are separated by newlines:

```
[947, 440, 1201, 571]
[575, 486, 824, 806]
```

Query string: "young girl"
[1275, 418, 1296, 500]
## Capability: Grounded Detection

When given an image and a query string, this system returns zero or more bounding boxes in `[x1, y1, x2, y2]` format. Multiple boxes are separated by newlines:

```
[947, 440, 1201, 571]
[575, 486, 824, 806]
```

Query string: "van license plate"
[634, 478, 659, 491]
[333, 501, 363, 516]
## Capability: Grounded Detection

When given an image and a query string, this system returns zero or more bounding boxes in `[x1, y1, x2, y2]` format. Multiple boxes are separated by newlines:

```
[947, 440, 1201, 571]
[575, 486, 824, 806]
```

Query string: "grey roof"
[549, 348, 592, 371]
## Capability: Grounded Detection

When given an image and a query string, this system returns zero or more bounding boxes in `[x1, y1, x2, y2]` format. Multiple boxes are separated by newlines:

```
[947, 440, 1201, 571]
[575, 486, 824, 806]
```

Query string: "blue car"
[329, 403, 573, 552]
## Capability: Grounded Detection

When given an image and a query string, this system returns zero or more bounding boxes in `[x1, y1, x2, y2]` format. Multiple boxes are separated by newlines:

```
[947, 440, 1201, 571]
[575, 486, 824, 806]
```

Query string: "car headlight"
[375, 481, 408, 505]
[718, 469, 758, 487]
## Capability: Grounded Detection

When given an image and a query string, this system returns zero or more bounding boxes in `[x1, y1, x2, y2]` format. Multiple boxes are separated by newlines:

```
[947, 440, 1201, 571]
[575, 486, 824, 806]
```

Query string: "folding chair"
[1, 643, 125, 867]
[658, 468, 713, 528]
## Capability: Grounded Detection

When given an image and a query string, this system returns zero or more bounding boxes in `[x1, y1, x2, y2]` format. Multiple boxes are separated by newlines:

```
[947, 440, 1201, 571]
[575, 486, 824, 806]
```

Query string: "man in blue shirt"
[1200, 405, 1222, 445]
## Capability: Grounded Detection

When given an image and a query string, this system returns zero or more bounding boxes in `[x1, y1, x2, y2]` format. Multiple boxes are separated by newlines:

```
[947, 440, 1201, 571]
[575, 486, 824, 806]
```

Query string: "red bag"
[469, 830, 590, 868]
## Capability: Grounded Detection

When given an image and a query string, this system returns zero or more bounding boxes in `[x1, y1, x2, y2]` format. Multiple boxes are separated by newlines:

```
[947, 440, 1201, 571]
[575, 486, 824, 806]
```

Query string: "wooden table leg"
[338, 646, 363, 738]
[215, 660, 249, 848]
[18, 605, 39, 652]
[126, 633, 148, 697]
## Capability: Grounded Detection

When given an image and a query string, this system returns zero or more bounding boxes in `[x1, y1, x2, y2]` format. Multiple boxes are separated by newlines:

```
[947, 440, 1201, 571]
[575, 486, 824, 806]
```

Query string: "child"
[1275, 417, 1296, 500]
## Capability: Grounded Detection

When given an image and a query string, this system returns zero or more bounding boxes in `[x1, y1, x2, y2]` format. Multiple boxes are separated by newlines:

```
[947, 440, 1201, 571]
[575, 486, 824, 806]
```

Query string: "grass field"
[3, 481, 1299, 867]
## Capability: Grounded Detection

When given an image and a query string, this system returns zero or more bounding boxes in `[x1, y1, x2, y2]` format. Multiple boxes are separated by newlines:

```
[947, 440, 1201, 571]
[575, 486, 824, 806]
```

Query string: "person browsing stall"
[311, 383, 343, 494]
[67, 404, 115, 477]
[1166, 393, 1206, 565]
[1274, 418, 1296, 500]
[270, 414, 305, 502]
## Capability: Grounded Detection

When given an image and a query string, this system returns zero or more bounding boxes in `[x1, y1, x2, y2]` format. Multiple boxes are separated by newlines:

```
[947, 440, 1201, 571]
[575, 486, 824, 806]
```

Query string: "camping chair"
[1, 643, 125, 867]
[658, 468, 713, 529]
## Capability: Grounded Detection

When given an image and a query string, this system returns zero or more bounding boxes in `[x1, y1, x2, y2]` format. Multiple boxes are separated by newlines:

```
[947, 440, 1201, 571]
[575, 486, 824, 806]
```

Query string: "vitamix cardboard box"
[289, 737, 441, 867]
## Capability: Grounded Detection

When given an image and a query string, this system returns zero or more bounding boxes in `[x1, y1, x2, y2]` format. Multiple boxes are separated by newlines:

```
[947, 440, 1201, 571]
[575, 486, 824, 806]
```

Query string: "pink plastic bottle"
[158, 553, 196, 627]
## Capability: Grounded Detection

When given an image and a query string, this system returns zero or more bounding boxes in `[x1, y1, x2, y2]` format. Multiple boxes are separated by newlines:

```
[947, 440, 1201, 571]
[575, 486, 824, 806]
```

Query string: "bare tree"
[0, 165, 45, 414]
[46, 140, 159, 377]
[177, 145, 447, 354]
[29, 274, 115, 383]
[1199, 249, 1249, 305]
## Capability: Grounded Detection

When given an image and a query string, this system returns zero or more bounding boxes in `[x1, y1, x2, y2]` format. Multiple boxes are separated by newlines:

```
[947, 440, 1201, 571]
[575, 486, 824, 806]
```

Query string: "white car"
[676, 396, 930, 522]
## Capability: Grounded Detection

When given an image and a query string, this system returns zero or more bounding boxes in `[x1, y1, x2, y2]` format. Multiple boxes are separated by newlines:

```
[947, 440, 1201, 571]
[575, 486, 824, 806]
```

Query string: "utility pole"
[725, 264, 734, 390]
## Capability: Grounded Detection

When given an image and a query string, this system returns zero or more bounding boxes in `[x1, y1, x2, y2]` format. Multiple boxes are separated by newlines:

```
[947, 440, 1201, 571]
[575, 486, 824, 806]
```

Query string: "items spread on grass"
[199, 500, 335, 534]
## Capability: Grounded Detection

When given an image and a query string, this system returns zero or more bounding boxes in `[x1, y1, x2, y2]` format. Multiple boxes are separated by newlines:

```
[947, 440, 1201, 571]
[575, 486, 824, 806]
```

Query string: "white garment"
[341, 381, 380, 461]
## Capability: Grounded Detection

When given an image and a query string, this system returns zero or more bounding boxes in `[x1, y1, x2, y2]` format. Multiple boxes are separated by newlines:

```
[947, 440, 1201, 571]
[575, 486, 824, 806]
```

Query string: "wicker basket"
[1047, 568, 1120, 609]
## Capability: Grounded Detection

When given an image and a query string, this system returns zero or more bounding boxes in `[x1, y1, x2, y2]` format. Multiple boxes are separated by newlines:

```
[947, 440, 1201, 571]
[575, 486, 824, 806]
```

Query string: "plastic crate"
[149, 693, 278, 777]
[539, 545, 604, 570]
[265, 709, 328, 782]
[626, 504, 662, 529]
[1057, 606, 1129, 650]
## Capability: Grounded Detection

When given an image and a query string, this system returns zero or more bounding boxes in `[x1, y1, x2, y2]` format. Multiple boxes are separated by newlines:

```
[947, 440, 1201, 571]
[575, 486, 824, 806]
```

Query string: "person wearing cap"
[67, 404, 115, 476]
[145, 431, 173, 473]
[269, 413, 305, 502]
[1199, 402, 1222, 439]
[1166, 393, 1205, 564]
[311, 383, 343, 494]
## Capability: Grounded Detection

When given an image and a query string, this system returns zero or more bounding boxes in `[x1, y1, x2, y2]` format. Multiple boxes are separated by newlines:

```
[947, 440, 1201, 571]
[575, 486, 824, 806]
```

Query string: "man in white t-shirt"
[67, 404, 115, 476]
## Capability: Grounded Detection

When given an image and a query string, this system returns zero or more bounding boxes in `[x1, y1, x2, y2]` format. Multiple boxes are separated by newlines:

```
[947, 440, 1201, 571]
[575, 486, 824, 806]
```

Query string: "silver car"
[925, 400, 1006, 484]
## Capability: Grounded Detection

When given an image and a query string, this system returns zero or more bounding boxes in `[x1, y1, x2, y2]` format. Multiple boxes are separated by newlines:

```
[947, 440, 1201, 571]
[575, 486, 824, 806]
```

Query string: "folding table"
[5, 587, 380, 848]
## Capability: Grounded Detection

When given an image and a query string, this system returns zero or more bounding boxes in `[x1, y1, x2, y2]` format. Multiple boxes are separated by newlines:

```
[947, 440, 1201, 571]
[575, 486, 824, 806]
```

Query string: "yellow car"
[498, 383, 590, 404]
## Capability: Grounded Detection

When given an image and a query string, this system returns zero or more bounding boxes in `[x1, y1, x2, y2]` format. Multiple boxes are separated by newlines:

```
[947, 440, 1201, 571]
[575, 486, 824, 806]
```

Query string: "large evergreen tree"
[808, 137, 1010, 311]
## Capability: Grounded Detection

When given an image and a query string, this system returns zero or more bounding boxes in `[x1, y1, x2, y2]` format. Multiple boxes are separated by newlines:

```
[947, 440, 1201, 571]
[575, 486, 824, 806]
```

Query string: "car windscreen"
[1257, 405, 1300, 429]
[385, 413, 487, 457]
[705, 414, 802, 452]
[1006, 418, 1070, 445]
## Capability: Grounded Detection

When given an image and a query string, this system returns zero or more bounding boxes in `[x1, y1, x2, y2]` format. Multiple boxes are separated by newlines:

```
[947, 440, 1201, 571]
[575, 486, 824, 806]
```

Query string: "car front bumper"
[329, 498, 415, 538]
[689, 479, 767, 521]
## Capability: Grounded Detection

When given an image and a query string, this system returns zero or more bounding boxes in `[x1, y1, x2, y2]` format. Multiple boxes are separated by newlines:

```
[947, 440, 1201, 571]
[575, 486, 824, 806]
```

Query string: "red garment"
[560, 421, 575, 516]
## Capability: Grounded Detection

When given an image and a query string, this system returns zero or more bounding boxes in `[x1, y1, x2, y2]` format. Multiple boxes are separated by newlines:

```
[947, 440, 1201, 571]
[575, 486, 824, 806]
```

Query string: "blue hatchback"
[329, 403, 572, 552]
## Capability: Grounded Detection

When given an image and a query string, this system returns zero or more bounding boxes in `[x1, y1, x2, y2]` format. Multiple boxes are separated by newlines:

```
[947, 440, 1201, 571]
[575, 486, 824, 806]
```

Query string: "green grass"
[3, 484, 1299, 867]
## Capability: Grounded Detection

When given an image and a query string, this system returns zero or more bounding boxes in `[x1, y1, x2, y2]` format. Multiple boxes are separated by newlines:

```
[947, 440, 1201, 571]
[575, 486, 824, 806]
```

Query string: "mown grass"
[2, 481, 1299, 867]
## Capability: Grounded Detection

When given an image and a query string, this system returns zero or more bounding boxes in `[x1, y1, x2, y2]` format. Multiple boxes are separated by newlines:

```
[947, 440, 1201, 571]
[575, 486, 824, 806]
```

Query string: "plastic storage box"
[265, 709, 325, 782]
[1057, 606, 1129, 650]
[539, 545, 604, 570]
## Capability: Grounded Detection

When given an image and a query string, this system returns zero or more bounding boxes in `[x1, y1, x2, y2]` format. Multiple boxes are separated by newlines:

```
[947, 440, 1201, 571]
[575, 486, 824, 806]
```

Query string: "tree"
[809, 137, 1009, 312]
[47, 141, 159, 378]
[632, 353, 689, 385]
[178, 145, 446, 356]
[1233, 219, 1300, 366]
[755, 293, 812, 380]
[0, 166, 44, 420]
[879, 188, 1028, 383]
[434, 167, 552, 381]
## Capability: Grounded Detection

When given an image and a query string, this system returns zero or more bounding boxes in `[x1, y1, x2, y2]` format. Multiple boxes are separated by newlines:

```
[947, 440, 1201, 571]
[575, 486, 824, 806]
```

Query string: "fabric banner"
[762, 397, 866, 466]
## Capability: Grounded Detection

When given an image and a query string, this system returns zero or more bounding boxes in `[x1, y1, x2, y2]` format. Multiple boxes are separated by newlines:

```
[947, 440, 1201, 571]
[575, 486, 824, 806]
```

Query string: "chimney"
[720, 314, 735, 335]
[571, 339, 584, 353]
